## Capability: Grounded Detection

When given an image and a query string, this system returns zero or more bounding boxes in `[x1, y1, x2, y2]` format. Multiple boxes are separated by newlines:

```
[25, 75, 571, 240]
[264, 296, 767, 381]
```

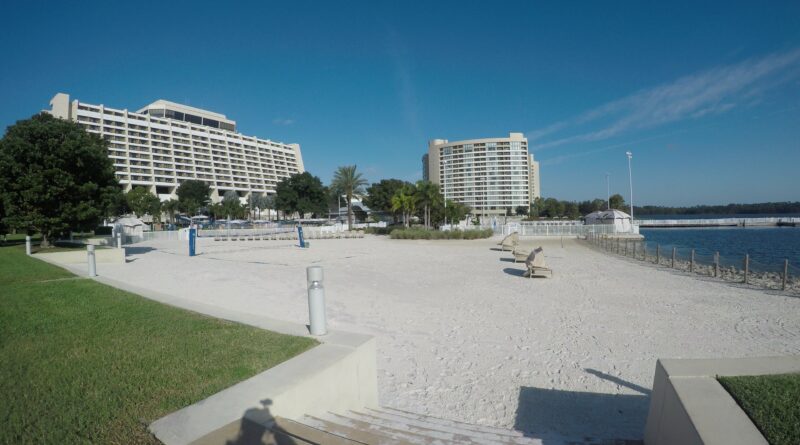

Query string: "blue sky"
[1, 1, 798, 206]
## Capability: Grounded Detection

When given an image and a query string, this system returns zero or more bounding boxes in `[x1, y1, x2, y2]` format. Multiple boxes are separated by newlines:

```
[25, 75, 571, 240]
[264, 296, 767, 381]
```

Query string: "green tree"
[435, 199, 470, 226]
[530, 197, 545, 218]
[0, 113, 122, 247]
[126, 186, 161, 220]
[221, 191, 246, 219]
[564, 202, 581, 219]
[363, 179, 409, 224]
[176, 180, 211, 216]
[330, 165, 368, 230]
[609, 193, 626, 211]
[261, 194, 275, 221]
[209, 202, 225, 220]
[515, 205, 528, 216]
[414, 180, 441, 229]
[390, 184, 417, 227]
[0, 195, 7, 241]
[275, 172, 327, 218]
[543, 198, 565, 218]
[161, 199, 181, 224]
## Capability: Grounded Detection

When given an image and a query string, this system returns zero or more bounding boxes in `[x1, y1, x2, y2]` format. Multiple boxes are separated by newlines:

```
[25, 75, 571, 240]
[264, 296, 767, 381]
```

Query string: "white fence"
[132, 222, 386, 244]
[486, 222, 635, 237]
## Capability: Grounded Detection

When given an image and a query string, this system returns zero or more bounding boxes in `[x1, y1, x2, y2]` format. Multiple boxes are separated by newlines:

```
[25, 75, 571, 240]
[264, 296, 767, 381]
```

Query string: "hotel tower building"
[426, 133, 541, 215]
[47, 93, 304, 203]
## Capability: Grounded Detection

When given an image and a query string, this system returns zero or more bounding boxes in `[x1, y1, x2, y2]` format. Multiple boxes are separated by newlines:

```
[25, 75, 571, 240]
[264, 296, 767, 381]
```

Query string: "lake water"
[639, 226, 800, 270]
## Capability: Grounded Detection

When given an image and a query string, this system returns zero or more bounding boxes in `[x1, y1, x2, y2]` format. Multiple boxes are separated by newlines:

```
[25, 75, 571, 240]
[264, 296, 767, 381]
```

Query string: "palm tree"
[161, 199, 181, 225]
[391, 185, 417, 227]
[331, 165, 368, 231]
[414, 180, 441, 229]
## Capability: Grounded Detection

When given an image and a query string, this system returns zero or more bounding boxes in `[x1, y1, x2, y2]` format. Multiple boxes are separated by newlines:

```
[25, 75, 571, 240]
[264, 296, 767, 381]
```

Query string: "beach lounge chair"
[523, 247, 553, 278]
[498, 232, 519, 252]
[513, 247, 531, 263]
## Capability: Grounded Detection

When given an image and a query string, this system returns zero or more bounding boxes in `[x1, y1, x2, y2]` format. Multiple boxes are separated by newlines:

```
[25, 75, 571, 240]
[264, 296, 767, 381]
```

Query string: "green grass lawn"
[718, 373, 800, 445]
[0, 244, 318, 444]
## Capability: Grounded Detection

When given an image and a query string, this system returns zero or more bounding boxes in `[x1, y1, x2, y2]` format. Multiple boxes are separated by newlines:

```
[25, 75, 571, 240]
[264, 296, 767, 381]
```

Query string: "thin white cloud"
[387, 27, 422, 139]
[272, 118, 295, 126]
[529, 48, 800, 151]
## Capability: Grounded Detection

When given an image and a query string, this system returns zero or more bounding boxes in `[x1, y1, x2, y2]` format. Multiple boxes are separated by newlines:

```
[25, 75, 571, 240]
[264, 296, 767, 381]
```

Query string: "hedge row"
[389, 228, 494, 240]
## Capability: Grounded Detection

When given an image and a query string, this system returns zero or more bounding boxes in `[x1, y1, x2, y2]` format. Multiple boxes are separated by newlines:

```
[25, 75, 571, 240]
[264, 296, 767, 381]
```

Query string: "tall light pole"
[442, 159, 448, 228]
[605, 172, 611, 210]
[626, 151, 634, 222]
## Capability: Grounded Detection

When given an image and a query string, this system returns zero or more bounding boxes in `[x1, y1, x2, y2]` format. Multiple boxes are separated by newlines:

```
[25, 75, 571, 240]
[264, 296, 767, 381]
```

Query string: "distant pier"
[638, 217, 800, 228]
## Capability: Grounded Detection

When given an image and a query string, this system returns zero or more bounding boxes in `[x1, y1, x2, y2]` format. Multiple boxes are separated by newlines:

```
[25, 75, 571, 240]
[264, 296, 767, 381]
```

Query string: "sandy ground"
[92, 235, 800, 442]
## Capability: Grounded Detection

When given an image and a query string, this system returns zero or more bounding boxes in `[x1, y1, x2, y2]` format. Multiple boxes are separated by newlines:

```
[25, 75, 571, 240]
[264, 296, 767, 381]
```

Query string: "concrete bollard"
[189, 228, 196, 257]
[306, 266, 327, 336]
[25, 236, 32, 256]
[87, 244, 97, 277]
[116, 232, 122, 249]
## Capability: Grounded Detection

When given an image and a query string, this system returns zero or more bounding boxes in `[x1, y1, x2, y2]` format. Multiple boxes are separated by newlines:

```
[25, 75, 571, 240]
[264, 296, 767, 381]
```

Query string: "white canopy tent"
[584, 209, 633, 233]
[113, 217, 145, 241]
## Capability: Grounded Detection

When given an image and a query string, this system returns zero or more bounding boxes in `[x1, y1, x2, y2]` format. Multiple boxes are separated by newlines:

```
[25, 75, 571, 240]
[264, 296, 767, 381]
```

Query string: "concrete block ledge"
[150, 335, 378, 445]
[644, 356, 800, 445]
[35, 247, 125, 265]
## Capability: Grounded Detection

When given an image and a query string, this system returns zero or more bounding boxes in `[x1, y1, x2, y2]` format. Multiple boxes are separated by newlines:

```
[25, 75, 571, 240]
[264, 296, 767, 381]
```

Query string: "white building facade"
[427, 133, 541, 215]
[48, 93, 304, 202]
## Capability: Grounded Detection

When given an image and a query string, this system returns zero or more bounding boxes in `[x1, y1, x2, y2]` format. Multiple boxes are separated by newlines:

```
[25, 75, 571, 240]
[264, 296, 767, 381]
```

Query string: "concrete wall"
[151, 331, 378, 445]
[35, 247, 126, 265]
[644, 356, 800, 445]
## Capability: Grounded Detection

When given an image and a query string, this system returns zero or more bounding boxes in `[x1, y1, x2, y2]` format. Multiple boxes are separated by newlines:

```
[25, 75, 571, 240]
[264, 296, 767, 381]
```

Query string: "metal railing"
[584, 233, 799, 294]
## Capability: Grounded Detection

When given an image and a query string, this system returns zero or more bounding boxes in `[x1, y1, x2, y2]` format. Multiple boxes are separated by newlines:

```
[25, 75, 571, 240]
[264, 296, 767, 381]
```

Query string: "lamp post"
[442, 159, 448, 228]
[605, 172, 611, 210]
[626, 151, 634, 223]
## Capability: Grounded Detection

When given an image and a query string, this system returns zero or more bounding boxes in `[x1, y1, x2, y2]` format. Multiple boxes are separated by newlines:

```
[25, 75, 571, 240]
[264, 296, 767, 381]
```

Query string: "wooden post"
[690, 249, 695, 273]
[672, 247, 676, 268]
[783, 259, 789, 291]
[714, 252, 719, 277]
[656, 244, 660, 265]
[744, 254, 749, 284]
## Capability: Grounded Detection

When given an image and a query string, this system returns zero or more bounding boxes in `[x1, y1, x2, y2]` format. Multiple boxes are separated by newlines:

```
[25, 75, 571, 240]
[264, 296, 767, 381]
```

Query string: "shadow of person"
[223, 399, 276, 445]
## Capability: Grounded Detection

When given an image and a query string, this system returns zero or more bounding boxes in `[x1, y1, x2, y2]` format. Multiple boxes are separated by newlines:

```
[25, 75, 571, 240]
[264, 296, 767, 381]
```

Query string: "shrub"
[94, 226, 113, 236]
[364, 226, 394, 236]
[389, 228, 493, 240]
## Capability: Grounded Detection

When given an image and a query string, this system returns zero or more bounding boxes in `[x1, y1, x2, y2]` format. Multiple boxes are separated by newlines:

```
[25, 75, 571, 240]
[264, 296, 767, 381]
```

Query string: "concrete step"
[298, 414, 423, 444]
[344, 409, 540, 445]
[313, 412, 467, 444]
[367, 406, 527, 438]
[273, 416, 371, 445]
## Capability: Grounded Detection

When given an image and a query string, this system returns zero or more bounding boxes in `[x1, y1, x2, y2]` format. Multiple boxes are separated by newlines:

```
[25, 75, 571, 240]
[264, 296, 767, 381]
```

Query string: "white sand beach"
[93, 235, 800, 441]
